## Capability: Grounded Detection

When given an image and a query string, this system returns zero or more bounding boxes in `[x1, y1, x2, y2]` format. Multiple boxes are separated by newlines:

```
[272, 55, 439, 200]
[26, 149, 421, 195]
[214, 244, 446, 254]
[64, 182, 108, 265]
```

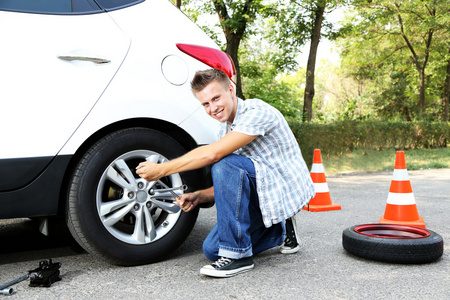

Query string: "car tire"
[66, 127, 199, 266]
[342, 224, 443, 264]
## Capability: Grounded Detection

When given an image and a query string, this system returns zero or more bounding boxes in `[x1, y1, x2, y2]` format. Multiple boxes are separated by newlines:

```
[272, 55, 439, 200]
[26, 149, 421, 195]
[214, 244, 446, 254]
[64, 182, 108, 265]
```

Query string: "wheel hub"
[136, 190, 148, 203]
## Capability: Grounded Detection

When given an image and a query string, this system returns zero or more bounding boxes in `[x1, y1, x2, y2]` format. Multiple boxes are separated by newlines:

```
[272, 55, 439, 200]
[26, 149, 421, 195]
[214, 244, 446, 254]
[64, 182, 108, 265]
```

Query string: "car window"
[0, 0, 102, 14]
[95, 0, 144, 11]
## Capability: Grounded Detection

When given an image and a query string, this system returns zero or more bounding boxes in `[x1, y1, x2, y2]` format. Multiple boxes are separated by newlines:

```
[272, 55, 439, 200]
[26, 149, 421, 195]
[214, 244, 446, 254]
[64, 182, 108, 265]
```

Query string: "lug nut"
[138, 182, 144, 189]
[128, 192, 134, 199]
[134, 204, 140, 211]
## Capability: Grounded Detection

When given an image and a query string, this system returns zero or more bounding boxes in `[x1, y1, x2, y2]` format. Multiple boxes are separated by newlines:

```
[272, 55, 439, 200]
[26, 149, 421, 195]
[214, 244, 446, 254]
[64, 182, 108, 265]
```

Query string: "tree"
[314, 60, 375, 122]
[394, 1, 433, 119]
[444, 49, 450, 121]
[239, 38, 303, 118]
[181, 1, 269, 98]
[267, 0, 343, 122]
[207, 0, 268, 98]
[172, 0, 181, 8]
[303, 1, 327, 122]
[340, 0, 450, 120]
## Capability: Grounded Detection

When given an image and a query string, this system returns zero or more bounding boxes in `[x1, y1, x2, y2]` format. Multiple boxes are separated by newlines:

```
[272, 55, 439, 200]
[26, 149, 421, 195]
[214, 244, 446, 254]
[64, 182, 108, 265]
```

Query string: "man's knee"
[211, 154, 251, 177]
[211, 155, 233, 172]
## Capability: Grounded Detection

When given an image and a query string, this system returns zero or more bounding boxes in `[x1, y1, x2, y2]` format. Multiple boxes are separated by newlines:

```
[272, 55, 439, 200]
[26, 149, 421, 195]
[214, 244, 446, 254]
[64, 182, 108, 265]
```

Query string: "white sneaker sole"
[280, 244, 300, 254]
[200, 264, 254, 278]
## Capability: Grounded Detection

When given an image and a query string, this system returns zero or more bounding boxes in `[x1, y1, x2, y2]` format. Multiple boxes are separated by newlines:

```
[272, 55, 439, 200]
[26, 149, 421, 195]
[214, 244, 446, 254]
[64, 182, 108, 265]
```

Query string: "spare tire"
[342, 224, 443, 264]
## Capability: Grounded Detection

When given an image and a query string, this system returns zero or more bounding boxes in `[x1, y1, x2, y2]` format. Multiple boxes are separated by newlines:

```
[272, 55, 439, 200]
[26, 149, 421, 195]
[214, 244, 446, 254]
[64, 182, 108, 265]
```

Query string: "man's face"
[196, 80, 237, 123]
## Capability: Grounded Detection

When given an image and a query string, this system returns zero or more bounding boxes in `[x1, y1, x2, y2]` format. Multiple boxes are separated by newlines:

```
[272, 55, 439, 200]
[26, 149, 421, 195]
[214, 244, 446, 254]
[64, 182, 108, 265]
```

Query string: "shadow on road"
[0, 218, 84, 265]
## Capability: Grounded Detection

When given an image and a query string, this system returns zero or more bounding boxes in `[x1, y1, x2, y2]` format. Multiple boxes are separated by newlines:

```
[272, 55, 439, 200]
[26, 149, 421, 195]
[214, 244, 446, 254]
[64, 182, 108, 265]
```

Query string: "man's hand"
[136, 161, 164, 182]
[176, 192, 200, 212]
[176, 187, 215, 212]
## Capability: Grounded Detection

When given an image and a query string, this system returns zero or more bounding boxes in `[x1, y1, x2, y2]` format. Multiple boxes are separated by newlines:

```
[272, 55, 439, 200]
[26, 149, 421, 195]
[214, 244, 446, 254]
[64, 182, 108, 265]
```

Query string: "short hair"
[191, 69, 231, 95]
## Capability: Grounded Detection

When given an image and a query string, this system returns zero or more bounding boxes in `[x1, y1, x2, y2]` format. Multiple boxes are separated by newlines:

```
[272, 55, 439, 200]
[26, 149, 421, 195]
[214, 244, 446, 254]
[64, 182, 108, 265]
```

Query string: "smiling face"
[195, 80, 238, 124]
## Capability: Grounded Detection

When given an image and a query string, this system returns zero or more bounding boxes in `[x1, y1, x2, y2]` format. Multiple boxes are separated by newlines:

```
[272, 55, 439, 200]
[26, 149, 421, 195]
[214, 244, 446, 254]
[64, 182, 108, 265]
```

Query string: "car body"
[0, 0, 235, 265]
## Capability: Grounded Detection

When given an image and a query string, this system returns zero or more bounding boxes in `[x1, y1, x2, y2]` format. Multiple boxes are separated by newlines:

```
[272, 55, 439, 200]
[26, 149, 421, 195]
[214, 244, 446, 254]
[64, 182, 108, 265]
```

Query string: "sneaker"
[280, 215, 300, 254]
[200, 256, 254, 278]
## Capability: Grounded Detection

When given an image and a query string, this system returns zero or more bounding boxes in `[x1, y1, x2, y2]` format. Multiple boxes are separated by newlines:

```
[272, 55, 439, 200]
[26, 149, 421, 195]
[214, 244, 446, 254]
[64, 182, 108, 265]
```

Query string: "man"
[136, 69, 315, 278]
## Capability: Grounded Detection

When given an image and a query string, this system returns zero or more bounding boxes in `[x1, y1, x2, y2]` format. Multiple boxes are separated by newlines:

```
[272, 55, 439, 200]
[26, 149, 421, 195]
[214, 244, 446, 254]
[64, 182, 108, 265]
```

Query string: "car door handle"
[57, 55, 111, 64]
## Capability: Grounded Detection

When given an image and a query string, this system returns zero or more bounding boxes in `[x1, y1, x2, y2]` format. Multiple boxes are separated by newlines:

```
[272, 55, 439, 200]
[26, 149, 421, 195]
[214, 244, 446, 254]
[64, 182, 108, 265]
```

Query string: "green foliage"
[182, 0, 450, 124]
[239, 40, 303, 118]
[182, 1, 225, 48]
[265, 0, 343, 49]
[289, 120, 450, 166]
[337, 0, 450, 121]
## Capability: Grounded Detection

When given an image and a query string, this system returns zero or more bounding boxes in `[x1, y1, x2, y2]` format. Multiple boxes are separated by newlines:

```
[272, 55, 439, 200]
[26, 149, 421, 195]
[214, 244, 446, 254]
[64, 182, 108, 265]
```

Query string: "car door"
[0, 0, 130, 191]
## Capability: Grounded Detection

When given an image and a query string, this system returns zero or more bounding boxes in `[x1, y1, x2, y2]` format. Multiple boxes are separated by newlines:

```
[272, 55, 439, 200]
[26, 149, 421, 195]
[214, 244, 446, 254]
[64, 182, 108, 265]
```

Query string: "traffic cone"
[379, 151, 425, 228]
[303, 149, 341, 212]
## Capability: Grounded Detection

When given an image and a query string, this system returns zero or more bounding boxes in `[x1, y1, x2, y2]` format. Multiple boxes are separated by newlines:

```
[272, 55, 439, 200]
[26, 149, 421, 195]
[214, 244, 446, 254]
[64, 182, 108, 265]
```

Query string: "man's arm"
[136, 131, 256, 182]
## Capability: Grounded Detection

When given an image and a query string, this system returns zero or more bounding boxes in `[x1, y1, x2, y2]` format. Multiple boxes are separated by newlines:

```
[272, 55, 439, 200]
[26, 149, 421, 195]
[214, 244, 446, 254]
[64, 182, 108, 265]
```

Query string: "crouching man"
[137, 69, 315, 278]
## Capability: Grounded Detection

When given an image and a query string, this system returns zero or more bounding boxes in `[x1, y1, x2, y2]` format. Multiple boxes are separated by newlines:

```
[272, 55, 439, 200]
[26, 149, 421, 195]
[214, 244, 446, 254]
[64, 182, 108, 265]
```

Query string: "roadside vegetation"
[322, 147, 450, 175]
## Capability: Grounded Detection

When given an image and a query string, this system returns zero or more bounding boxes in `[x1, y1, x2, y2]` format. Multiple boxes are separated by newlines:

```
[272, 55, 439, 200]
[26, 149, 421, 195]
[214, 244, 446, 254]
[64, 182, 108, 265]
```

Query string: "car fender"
[58, 91, 219, 156]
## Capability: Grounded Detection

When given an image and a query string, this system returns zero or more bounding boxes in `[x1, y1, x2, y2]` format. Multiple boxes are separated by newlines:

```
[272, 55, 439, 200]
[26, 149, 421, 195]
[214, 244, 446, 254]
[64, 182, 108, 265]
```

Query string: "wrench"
[156, 180, 187, 199]
[143, 155, 188, 198]
[156, 184, 188, 193]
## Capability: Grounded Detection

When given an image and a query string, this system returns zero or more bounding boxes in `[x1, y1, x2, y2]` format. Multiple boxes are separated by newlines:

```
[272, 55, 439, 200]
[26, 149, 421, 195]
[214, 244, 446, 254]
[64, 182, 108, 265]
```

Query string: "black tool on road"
[0, 259, 61, 295]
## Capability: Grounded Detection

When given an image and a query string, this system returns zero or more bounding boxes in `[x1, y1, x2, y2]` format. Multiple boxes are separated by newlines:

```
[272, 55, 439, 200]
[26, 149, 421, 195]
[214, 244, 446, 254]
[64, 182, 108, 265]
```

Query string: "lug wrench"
[140, 155, 188, 199]
[0, 274, 30, 295]
[156, 181, 187, 199]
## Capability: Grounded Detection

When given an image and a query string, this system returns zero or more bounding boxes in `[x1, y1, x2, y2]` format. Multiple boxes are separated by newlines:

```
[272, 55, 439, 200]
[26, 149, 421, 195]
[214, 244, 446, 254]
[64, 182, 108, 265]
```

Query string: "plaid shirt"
[218, 98, 315, 227]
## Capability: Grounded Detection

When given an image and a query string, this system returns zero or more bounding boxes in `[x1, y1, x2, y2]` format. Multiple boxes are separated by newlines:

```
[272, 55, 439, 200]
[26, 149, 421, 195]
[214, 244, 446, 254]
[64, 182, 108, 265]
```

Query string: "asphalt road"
[0, 168, 449, 300]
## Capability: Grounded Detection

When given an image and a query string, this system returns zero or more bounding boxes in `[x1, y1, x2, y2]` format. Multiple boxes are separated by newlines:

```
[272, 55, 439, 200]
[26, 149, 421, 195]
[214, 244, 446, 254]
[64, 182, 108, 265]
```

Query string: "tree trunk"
[212, 0, 248, 99]
[403, 106, 412, 122]
[396, 6, 433, 120]
[174, 0, 181, 9]
[419, 69, 426, 119]
[444, 48, 450, 122]
[303, 3, 325, 122]
[226, 38, 245, 99]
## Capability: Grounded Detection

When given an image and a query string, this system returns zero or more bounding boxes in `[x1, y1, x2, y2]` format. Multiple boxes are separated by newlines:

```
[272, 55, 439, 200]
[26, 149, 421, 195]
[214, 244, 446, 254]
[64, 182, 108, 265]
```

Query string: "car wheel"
[342, 224, 443, 264]
[66, 127, 199, 266]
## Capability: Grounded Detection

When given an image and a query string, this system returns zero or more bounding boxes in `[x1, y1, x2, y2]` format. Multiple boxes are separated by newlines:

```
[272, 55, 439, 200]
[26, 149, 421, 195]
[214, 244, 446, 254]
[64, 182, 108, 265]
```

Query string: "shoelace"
[284, 236, 297, 248]
[212, 257, 232, 268]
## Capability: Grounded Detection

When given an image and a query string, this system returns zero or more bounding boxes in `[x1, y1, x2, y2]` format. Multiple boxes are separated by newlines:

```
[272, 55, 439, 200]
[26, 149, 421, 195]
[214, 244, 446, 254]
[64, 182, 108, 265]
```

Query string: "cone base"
[303, 203, 341, 212]
[379, 215, 425, 228]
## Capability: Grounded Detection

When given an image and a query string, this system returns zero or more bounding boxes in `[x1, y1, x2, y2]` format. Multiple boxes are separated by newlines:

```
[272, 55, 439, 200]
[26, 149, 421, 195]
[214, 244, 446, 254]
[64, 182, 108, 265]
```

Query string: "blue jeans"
[202, 154, 284, 261]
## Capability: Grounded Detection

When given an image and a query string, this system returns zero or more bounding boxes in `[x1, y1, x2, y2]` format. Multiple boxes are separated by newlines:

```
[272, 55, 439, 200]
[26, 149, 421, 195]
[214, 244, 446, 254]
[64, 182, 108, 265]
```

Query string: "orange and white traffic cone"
[303, 149, 341, 212]
[379, 151, 425, 228]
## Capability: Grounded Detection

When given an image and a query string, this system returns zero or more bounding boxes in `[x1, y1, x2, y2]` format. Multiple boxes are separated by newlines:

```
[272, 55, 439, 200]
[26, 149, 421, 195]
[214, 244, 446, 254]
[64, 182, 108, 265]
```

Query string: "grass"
[322, 147, 450, 175]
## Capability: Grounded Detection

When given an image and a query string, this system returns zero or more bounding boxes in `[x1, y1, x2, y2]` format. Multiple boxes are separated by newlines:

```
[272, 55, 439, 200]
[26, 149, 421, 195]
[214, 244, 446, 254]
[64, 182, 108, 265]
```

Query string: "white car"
[0, 0, 235, 265]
